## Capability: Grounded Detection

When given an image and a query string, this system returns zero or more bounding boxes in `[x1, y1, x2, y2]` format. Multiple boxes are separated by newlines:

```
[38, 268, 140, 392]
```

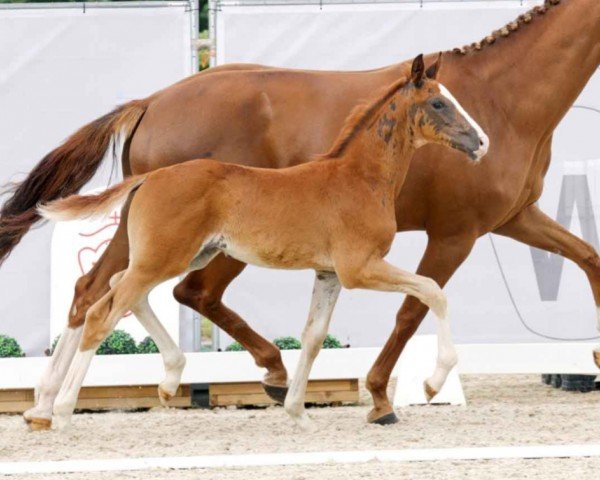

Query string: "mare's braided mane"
[452, 0, 562, 55]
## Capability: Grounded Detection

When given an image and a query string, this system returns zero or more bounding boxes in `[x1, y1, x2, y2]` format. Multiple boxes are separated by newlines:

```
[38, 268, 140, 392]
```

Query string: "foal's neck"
[342, 92, 414, 197]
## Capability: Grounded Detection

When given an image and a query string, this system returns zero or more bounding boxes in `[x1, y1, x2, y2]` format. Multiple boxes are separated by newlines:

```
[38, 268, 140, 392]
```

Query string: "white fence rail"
[2, 337, 597, 389]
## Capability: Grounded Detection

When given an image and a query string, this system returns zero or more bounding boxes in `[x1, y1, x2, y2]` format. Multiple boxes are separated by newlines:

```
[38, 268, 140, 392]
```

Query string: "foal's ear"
[411, 54, 425, 88]
[426, 52, 443, 80]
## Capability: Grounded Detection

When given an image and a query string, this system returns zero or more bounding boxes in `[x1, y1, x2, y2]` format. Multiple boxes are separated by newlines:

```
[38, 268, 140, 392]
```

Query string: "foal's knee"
[336, 265, 370, 290]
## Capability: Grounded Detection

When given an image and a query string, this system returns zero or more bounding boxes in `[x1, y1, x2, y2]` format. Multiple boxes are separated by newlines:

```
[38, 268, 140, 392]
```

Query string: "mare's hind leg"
[52, 270, 154, 429]
[284, 272, 341, 430]
[174, 254, 288, 402]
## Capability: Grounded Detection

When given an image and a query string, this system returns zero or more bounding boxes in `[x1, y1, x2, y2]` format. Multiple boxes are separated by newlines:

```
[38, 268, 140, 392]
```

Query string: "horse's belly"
[223, 238, 332, 271]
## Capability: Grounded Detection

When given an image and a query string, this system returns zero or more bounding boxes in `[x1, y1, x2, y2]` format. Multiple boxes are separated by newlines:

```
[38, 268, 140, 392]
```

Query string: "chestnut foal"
[40, 55, 487, 429]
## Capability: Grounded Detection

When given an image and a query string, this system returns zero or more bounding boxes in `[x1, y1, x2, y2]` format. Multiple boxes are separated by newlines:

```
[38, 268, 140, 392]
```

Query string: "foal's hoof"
[593, 349, 600, 369]
[292, 413, 317, 433]
[368, 409, 399, 426]
[24, 417, 52, 431]
[424, 380, 438, 403]
[158, 385, 174, 406]
[261, 382, 288, 404]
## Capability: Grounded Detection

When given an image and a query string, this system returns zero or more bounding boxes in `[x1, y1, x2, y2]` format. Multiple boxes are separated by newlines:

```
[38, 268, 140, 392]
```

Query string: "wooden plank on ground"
[209, 379, 359, 407]
[0, 385, 191, 413]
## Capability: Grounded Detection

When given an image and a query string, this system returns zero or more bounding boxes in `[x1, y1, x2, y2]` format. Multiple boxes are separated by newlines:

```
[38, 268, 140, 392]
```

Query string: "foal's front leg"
[111, 270, 186, 405]
[338, 258, 456, 406]
[284, 272, 341, 430]
[133, 296, 186, 405]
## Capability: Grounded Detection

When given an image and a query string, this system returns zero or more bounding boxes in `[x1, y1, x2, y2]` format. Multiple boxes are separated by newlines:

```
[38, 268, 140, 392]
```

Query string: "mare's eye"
[431, 100, 445, 110]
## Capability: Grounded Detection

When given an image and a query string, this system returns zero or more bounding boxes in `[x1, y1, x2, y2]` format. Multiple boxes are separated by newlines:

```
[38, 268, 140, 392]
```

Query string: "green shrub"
[96, 330, 138, 355]
[0, 335, 25, 358]
[273, 336, 301, 350]
[137, 336, 159, 354]
[322, 334, 343, 349]
[225, 341, 246, 351]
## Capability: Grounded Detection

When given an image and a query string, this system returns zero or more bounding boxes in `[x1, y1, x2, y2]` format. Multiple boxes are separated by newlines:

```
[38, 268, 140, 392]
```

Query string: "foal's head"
[406, 54, 489, 162]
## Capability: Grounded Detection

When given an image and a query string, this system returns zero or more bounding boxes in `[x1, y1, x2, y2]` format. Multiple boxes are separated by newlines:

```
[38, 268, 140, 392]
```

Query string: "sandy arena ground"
[1, 375, 599, 479]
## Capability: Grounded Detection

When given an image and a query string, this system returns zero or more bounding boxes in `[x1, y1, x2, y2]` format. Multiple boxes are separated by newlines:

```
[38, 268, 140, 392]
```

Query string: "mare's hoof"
[370, 411, 399, 426]
[261, 382, 288, 404]
[424, 380, 438, 403]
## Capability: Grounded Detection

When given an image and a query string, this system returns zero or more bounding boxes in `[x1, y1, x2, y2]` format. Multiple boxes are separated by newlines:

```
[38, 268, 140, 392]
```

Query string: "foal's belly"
[222, 237, 333, 272]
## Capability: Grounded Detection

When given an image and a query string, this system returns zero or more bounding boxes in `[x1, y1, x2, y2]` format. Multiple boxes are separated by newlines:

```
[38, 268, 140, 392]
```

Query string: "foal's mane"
[319, 76, 410, 160]
[452, 0, 562, 55]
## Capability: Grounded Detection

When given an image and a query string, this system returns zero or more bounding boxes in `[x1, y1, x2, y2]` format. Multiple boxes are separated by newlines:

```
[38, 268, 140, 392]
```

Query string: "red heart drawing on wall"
[77, 238, 112, 275]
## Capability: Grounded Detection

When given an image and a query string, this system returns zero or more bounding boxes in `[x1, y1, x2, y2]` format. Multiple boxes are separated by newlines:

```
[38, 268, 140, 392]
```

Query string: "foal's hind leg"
[24, 201, 130, 430]
[284, 272, 341, 430]
[52, 271, 153, 429]
[174, 255, 288, 402]
[23, 325, 83, 430]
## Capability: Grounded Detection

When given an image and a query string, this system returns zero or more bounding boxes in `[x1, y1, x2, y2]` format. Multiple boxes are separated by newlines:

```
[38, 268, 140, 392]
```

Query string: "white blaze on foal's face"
[409, 81, 489, 162]
[439, 84, 489, 161]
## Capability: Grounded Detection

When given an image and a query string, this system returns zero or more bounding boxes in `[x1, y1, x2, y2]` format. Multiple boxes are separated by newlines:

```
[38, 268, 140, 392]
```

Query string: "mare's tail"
[0, 99, 148, 265]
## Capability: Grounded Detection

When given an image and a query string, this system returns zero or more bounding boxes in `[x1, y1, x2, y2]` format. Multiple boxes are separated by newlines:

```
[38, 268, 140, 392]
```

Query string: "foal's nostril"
[479, 139, 484, 147]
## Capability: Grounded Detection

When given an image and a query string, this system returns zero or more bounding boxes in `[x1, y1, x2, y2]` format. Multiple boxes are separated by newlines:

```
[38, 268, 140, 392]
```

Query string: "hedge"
[137, 336, 159, 354]
[0, 335, 25, 358]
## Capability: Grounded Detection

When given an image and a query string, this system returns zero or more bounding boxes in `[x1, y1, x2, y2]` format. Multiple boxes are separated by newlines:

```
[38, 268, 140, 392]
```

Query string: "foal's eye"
[431, 100, 445, 110]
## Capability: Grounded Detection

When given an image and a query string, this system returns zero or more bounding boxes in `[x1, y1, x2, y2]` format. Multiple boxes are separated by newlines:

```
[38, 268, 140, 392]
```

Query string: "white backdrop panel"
[216, 1, 600, 347]
[0, 3, 194, 355]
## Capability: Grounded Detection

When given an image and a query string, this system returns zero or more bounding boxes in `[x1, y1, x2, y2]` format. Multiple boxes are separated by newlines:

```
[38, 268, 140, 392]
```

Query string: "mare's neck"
[452, 0, 600, 137]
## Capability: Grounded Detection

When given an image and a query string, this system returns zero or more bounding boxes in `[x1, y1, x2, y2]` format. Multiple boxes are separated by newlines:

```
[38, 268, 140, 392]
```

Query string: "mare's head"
[406, 54, 489, 162]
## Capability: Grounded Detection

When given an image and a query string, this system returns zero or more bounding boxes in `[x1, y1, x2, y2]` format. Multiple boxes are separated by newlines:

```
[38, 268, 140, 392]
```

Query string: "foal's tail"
[38, 174, 148, 222]
[0, 99, 149, 265]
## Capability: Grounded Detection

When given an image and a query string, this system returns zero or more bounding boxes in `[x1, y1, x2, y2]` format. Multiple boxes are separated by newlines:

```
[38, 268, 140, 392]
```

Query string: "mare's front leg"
[284, 272, 341, 430]
[354, 235, 476, 425]
[174, 255, 288, 402]
[495, 204, 600, 366]
[23, 203, 130, 430]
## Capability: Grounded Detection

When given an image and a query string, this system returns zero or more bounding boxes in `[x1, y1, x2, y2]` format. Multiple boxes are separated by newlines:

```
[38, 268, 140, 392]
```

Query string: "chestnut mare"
[1, 0, 598, 428]
[39, 56, 487, 429]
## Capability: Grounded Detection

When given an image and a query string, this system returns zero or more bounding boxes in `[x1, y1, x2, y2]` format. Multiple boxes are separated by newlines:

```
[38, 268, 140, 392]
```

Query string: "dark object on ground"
[190, 383, 210, 407]
[542, 374, 599, 392]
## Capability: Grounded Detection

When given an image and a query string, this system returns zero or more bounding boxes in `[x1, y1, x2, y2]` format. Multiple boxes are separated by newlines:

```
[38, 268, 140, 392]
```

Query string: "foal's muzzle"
[455, 128, 489, 162]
